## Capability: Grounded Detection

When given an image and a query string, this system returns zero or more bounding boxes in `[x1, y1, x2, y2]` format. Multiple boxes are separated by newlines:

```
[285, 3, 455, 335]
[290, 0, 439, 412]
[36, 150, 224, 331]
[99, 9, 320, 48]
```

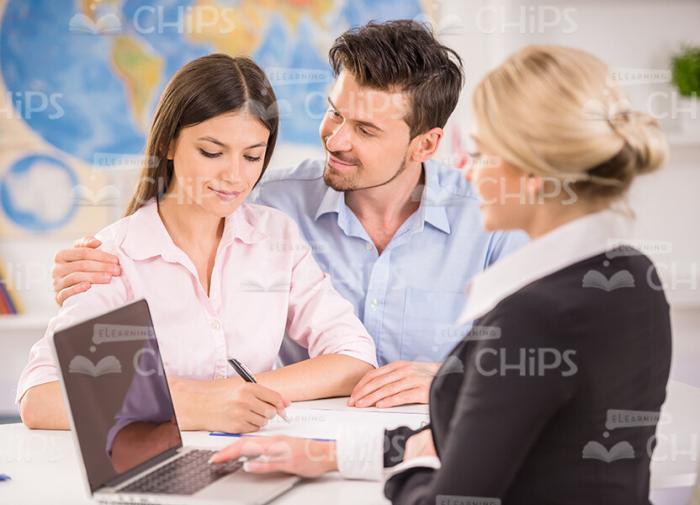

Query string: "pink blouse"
[17, 199, 377, 403]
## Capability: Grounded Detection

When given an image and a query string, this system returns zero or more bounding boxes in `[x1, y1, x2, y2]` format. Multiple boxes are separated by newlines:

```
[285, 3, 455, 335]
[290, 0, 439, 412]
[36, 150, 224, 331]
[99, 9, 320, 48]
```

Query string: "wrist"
[170, 387, 204, 430]
[322, 441, 338, 473]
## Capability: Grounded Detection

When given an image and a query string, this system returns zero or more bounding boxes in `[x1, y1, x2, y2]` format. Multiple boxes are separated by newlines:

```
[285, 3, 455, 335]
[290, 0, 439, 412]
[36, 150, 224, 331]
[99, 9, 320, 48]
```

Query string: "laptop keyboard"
[120, 449, 242, 496]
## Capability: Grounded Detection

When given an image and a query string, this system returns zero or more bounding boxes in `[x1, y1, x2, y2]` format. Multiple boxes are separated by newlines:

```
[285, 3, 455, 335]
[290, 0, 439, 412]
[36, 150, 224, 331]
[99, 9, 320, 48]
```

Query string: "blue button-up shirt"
[251, 158, 527, 366]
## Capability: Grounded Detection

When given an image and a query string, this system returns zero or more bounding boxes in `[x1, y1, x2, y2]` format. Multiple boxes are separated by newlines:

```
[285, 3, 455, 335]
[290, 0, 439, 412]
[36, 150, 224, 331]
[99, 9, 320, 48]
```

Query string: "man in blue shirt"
[253, 159, 520, 366]
[51, 20, 525, 408]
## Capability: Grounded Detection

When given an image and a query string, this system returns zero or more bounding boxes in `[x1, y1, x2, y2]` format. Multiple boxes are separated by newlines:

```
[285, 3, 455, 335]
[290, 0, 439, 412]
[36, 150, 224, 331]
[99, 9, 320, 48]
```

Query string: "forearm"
[167, 354, 373, 430]
[257, 354, 374, 401]
[168, 377, 229, 430]
[19, 381, 70, 430]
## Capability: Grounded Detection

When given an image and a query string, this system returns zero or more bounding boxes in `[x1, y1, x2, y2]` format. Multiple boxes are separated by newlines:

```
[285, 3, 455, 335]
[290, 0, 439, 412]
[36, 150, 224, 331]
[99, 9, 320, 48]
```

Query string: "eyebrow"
[327, 97, 384, 133]
[197, 136, 267, 149]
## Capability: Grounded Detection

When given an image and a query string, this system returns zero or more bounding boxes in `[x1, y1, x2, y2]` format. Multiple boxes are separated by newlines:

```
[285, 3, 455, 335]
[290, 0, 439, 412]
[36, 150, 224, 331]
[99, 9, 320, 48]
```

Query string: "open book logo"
[72, 184, 121, 207]
[239, 280, 290, 293]
[582, 269, 635, 291]
[68, 13, 122, 34]
[69, 355, 122, 377]
[582, 440, 635, 463]
[436, 355, 465, 377]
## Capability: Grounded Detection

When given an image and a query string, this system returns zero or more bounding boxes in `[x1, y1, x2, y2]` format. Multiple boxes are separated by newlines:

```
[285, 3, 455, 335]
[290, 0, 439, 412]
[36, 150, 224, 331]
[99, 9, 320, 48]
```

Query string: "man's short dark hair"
[328, 20, 464, 139]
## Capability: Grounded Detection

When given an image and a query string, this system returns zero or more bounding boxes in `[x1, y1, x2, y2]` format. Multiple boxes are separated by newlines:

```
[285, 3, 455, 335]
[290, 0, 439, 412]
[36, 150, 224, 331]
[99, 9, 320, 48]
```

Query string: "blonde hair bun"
[608, 110, 667, 176]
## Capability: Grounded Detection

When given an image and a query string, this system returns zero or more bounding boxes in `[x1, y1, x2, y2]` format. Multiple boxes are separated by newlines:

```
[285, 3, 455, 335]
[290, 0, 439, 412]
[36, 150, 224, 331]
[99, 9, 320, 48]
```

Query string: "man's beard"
[323, 151, 409, 192]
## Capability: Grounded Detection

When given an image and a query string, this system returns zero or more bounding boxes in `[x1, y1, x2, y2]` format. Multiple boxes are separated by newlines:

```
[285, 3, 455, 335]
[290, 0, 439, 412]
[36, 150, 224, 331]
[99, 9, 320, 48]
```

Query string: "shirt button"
[370, 298, 379, 309]
[366, 243, 373, 251]
[210, 319, 221, 331]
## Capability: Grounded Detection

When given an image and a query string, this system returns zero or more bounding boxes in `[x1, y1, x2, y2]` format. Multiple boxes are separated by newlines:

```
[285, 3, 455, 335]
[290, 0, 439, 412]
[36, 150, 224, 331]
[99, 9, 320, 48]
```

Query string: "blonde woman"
[209, 45, 672, 503]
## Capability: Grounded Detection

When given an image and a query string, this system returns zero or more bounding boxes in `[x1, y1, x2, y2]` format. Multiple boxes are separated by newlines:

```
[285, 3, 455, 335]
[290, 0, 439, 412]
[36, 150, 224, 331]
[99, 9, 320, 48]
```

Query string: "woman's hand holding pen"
[170, 376, 290, 433]
[211, 381, 291, 433]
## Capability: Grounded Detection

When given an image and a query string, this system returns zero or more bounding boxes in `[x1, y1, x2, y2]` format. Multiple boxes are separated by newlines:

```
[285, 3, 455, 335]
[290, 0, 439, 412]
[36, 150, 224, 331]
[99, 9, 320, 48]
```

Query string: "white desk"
[0, 398, 428, 505]
[1, 387, 697, 505]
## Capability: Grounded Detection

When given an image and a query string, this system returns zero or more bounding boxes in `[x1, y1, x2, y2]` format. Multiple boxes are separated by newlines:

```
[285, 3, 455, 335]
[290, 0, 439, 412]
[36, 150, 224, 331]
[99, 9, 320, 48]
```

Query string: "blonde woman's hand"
[404, 429, 436, 461]
[209, 435, 337, 477]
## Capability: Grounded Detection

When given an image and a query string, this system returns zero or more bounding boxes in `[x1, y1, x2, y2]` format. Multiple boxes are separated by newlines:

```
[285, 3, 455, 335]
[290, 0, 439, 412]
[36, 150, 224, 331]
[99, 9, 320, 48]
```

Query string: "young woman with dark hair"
[18, 54, 377, 433]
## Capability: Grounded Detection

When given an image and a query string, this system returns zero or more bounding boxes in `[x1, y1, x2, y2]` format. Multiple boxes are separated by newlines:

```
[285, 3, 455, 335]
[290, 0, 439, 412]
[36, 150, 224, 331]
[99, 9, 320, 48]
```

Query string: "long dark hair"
[125, 54, 279, 216]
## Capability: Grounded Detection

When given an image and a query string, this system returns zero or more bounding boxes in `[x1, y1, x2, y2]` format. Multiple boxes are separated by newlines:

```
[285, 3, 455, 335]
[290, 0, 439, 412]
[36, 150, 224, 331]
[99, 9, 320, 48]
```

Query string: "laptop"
[51, 298, 299, 505]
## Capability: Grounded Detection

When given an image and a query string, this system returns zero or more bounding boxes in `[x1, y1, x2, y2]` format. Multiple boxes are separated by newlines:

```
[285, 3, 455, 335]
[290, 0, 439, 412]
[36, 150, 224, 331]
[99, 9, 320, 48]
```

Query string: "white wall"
[435, 0, 700, 307]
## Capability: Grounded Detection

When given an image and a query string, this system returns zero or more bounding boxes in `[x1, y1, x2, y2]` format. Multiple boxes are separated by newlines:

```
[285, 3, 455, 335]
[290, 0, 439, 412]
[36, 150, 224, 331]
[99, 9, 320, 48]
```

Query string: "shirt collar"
[313, 161, 451, 235]
[121, 199, 267, 262]
[418, 161, 451, 234]
[458, 207, 636, 324]
[314, 185, 344, 221]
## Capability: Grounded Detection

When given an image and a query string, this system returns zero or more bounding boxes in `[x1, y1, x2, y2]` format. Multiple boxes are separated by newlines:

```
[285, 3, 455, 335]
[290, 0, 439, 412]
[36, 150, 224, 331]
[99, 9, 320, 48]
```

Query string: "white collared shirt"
[458, 208, 636, 324]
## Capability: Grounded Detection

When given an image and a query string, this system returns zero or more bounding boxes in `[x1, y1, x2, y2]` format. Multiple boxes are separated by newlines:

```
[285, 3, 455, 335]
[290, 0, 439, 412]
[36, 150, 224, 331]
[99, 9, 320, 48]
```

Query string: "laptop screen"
[53, 299, 182, 493]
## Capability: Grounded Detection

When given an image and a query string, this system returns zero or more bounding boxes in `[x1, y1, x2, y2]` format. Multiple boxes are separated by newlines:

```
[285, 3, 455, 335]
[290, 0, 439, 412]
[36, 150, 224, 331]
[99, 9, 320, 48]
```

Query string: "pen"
[227, 358, 289, 423]
[0, 474, 11, 482]
[210, 432, 333, 442]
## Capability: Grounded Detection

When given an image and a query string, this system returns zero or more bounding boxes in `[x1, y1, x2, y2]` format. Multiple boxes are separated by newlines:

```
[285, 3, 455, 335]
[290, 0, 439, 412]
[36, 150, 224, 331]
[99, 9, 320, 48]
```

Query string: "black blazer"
[384, 251, 672, 504]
